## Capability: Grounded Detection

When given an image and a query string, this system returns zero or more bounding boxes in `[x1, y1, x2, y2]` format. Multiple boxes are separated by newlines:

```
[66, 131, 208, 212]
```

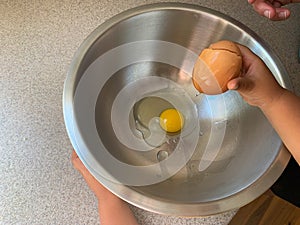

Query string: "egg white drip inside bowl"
[94, 62, 201, 185]
[110, 75, 199, 172]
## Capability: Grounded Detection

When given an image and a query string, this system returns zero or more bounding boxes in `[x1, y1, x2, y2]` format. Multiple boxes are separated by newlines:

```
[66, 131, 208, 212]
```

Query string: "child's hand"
[227, 44, 285, 109]
[72, 150, 114, 201]
[72, 150, 140, 224]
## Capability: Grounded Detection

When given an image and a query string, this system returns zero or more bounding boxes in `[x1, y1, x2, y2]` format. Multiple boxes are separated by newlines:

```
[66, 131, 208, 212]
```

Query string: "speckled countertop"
[1, 1, 299, 224]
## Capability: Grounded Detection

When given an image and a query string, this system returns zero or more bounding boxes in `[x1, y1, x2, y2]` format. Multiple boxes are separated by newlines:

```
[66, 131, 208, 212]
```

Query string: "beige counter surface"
[1, 0, 299, 224]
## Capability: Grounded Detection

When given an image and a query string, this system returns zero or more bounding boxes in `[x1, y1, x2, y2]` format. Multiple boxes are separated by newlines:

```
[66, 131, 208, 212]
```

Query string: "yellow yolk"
[159, 109, 184, 133]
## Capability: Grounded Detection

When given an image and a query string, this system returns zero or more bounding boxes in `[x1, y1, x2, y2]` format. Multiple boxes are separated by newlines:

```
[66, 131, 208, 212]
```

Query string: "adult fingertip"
[276, 9, 290, 20]
[263, 6, 280, 20]
[263, 10, 271, 19]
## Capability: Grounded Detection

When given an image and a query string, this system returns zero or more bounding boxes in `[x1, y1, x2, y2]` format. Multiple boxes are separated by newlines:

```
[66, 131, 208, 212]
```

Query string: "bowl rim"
[63, 2, 291, 216]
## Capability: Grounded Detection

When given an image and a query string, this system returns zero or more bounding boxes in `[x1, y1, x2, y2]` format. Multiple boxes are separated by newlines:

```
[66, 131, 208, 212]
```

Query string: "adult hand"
[248, 0, 300, 20]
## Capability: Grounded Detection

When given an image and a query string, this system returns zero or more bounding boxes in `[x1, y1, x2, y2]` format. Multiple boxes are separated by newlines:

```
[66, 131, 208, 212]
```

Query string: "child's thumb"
[227, 78, 240, 90]
[227, 77, 253, 94]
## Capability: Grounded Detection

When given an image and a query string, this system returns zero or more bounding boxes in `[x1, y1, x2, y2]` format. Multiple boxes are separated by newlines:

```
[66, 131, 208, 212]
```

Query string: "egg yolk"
[159, 109, 184, 133]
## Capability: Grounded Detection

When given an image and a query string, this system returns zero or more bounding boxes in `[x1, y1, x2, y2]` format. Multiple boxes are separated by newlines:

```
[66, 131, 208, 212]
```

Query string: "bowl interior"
[67, 4, 290, 215]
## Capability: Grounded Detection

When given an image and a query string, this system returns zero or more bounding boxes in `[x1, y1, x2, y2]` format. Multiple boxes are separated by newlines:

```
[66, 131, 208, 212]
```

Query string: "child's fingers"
[235, 44, 259, 70]
[71, 150, 80, 170]
[71, 150, 89, 176]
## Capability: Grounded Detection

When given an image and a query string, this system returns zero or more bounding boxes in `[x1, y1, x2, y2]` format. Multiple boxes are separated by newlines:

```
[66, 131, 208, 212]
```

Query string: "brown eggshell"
[209, 40, 241, 56]
[192, 40, 242, 95]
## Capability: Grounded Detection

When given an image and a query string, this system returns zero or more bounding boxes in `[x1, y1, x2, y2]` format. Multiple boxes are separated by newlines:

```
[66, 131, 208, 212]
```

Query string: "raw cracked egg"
[192, 40, 242, 95]
[159, 108, 184, 133]
[132, 96, 186, 147]
[132, 85, 197, 147]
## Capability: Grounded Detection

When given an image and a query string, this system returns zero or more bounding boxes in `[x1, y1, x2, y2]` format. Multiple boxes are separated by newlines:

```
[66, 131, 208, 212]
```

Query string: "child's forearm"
[97, 195, 139, 225]
[261, 89, 300, 165]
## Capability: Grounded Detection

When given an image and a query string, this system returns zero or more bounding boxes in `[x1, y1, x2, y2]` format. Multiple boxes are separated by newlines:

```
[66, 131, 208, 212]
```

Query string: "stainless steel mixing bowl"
[63, 3, 291, 216]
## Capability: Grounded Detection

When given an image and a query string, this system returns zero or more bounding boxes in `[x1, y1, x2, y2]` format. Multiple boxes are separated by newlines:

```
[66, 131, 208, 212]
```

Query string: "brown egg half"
[192, 40, 242, 95]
